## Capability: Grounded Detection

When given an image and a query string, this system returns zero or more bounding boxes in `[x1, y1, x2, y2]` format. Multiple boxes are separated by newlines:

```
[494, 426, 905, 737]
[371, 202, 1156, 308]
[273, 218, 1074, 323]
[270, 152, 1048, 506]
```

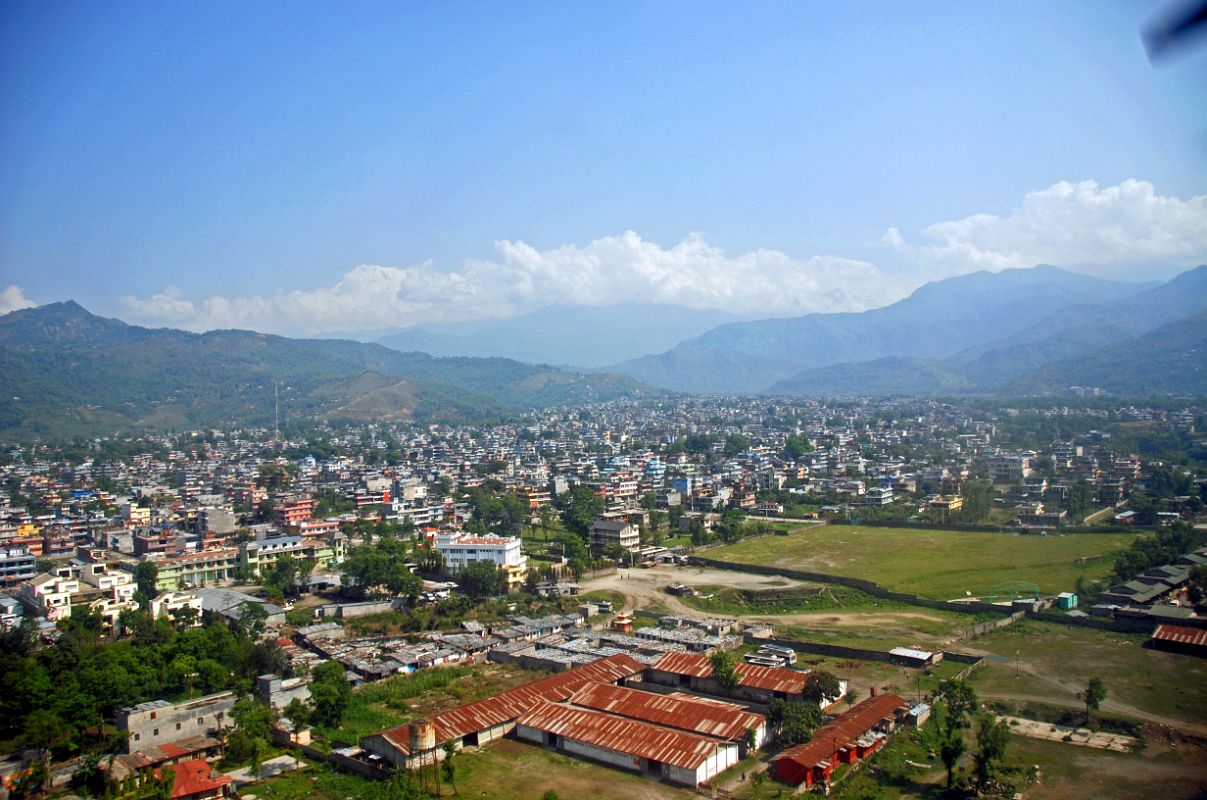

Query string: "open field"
[704, 525, 1137, 599]
[825, 726, 1207, 800]
[253, 740, 693, 799]
[964, 620, 1207, 734]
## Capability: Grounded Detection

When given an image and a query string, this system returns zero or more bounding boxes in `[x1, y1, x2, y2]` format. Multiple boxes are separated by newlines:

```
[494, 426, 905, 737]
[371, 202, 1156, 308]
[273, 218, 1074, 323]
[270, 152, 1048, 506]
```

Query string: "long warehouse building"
[515, 700, 740, 787]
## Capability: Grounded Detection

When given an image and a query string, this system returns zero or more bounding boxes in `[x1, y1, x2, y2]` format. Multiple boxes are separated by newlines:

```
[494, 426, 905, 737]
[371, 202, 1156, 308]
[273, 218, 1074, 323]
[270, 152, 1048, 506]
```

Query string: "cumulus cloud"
[0, 285, 35, 315]
[884, 179, 1207, 278]
[122, 232, 905, 336]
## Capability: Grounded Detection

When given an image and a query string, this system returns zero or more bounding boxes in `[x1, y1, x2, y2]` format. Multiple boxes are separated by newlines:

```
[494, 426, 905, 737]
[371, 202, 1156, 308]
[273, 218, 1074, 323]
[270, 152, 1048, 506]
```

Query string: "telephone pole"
[274, 381, 280, 445]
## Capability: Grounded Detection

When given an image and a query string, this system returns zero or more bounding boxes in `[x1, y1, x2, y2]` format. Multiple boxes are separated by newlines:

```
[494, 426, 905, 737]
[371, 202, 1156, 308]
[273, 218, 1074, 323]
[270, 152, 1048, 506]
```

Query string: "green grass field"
[967, 620, 1207, 729]
[706, 525, 1136, 600]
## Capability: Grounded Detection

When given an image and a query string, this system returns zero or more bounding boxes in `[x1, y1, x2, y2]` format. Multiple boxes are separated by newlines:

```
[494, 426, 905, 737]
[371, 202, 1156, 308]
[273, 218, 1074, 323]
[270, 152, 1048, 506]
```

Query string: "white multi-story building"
[151, 590, 204, 625]
[434, 533, 527, 591]
[20, 571, 80, 622]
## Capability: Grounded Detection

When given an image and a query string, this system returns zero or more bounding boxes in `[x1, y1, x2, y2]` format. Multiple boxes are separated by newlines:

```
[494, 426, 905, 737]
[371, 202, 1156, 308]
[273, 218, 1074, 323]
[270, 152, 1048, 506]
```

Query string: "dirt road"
[582, 563, 804, 616]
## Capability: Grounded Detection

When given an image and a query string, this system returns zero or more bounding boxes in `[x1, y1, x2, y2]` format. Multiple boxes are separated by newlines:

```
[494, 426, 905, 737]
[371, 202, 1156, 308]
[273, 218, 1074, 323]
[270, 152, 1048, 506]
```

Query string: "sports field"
[705, 525, 1136, 600]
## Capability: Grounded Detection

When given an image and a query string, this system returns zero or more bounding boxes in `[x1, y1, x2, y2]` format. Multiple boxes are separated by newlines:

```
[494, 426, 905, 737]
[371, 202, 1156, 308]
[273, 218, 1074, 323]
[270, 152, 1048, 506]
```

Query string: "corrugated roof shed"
[516, 700, 726, 770]
[1152, 624, 1207, 648]
[374, 653, 644, 754]
[774, 692, 907, 772]
[568, 682, 764, 742]
[652, 651, 809, 694]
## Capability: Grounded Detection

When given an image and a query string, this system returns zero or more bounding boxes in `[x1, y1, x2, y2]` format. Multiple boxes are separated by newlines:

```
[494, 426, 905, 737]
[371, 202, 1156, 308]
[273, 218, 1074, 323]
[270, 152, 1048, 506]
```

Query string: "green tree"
[133, 561, 159, 610]
[973, 714, 1010, 792]
[784, 434, 813, 459]
[709, 650, 740, 690]
[938, 724, 966, 790]
[441, 740, 458, 795]
[935, 678, 978, 789]
[1081, 676, 1107, 726]
[283, 697, 310, 767]
[234, 601, 269, 639]
[457, 560, 505, 599]
[802, 671, 842, 705]
[309, 661, 352, 728]
[560, 486, 604, 539]
[768, 699, 822, 747]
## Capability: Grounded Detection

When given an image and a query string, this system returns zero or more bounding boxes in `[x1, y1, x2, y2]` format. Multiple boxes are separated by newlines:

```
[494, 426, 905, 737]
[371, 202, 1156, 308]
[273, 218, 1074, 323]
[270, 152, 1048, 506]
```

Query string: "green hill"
[0, 302, 653, 437]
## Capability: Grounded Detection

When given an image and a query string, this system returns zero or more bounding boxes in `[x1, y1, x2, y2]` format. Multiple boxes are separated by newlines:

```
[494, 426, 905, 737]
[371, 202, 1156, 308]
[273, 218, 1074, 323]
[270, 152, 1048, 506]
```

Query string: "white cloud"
[884, 179, 1207, 278]
[0, 285, 35, 315]
[121, 232, 905, 336]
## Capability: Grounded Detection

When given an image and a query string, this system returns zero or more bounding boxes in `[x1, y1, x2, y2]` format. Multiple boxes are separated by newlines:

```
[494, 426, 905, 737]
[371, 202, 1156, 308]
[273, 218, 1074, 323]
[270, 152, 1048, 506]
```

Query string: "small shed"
[1056, 592, 1078, 610]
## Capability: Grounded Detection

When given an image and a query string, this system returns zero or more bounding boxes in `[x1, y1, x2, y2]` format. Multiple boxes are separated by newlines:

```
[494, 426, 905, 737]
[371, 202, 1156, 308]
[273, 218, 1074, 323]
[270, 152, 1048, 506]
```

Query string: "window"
[176, 722, 182, 730]
[153, 728, 159, 736]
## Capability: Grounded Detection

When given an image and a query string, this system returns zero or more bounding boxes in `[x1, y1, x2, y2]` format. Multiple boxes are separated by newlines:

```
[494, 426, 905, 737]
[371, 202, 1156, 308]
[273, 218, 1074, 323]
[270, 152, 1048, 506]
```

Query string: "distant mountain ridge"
[0, 302, 654, 437]
[766, 265, 1207, 397]
[377, 303, 742, 367]
[612, 265, 1163, 394]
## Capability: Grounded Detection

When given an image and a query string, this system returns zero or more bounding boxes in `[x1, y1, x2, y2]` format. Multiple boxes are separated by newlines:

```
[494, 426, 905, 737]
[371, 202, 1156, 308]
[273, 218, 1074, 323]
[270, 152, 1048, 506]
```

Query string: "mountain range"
[607, 265, 1207, 396]
[2, 264, 1204, 439]
[0, 302, 652, 438]
[375, 304, 741, 368]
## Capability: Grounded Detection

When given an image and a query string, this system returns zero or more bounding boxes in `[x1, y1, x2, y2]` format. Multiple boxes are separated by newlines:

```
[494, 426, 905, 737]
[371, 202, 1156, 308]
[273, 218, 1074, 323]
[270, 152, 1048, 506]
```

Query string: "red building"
[772, 691, 908, 789]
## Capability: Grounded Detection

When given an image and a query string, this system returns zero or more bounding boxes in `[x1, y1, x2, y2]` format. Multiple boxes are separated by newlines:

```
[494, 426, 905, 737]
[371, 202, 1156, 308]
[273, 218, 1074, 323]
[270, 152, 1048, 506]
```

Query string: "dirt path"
[582, 564, 804, 616]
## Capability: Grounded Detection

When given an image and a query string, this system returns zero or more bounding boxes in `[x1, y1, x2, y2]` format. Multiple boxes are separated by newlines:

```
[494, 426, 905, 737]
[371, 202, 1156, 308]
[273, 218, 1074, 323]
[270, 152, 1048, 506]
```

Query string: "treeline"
[0, 607, 291, 762]
[1112, 522, 1205, 582]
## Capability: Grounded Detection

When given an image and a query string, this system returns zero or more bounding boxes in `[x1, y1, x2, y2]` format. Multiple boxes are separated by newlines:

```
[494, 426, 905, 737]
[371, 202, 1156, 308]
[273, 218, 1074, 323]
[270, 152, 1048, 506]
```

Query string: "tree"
[283, 697, 310, 767]
[309, 661, 351, 728]
[441, 740, 458, 794]
[234, 601, 268, 639]
[560, 486, 604, 539]
[935, 679, 978, 729]
[723, 434, 751, 456]
[973, 714, 1010, 792]
[935, 679, 978, 789]
[784, 434, 813, 459]
[709, 650, 740, 690]
[458, 560, 505, 599]
[802, 671, 842, 705]
[938, 725, 966, 790]
[133, 561, 159, 610]
[1081, 676, 1107, 726]
[768, 699, 822, 747]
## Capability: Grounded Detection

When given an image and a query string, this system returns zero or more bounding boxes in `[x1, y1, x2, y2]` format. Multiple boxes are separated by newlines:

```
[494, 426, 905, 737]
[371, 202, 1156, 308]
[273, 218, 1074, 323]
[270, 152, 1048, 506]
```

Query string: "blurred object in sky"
[1143, 0, 1207, 61]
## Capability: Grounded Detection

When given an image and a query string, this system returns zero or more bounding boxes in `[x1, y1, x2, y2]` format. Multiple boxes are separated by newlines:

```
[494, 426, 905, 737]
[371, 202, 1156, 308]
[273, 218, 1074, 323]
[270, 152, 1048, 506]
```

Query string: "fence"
[689, 556, 1013, 617]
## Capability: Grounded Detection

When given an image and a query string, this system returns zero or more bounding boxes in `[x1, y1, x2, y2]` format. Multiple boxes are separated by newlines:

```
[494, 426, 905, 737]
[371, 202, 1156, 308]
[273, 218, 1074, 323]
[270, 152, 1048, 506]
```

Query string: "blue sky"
[1, 1, 1205, 334]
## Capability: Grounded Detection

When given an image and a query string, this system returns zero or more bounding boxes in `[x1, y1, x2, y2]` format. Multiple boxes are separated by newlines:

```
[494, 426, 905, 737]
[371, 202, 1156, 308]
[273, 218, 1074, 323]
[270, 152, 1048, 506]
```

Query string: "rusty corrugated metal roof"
[516, 700, 728, 771]
[773, 692, 907, 772]
[372, 653, 645, 754]
[651, 651, 809, 694]
[1152, 624, 1207, 648]
[569, 682, 764, 742]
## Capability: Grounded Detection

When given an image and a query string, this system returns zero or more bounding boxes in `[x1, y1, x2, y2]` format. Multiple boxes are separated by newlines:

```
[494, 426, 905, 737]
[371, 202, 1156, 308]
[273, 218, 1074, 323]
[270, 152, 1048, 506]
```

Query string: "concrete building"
[590, 517, 640, 554]
[117, 692, 236, 753]
[434, 532, 527, 591]
[151, 590, 204, 624]
[256, 674, 311, 710]
[19, 571, 80, 622]
[0, 547, 36, 588]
